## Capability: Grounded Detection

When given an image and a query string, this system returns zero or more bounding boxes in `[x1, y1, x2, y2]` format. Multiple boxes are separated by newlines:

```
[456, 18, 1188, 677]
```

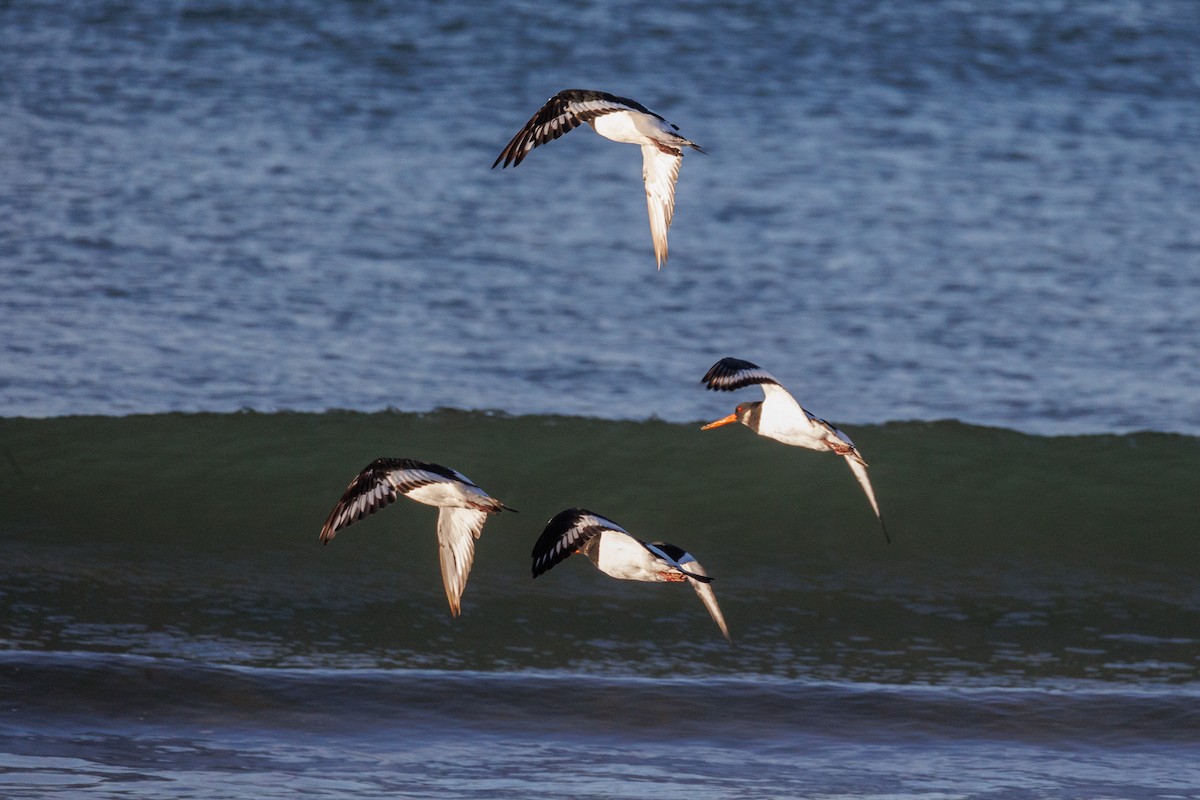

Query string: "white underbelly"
[591, 112, 658, 145]
[768, 427, 828, 450]
[405, 482, 474, 508]
[595, 533, 660, 581]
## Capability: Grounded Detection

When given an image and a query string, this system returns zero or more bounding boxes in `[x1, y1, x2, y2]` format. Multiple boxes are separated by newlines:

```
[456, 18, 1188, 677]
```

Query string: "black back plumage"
[530, 507, 619, 578]
[647, 541, 688, 562]
[319, 458, 474, 543]
[492, 89, 666, 169]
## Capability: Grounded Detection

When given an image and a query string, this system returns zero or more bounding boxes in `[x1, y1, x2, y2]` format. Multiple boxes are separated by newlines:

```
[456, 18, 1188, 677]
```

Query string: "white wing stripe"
[569, 99, 626, 115]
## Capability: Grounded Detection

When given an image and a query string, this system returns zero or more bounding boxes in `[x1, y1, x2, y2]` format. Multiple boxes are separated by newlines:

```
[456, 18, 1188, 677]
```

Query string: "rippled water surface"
[3, 1, 1199, 797]
[2, 0, 1198, 433]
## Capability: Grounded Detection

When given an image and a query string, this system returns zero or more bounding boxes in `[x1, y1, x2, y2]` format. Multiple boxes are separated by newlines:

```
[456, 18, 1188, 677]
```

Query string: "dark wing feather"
[563, 89, 658, 117]
[492, 89, 656, 169]
[701, 357, 782, 392]
[318, 458, 458, 543]
[531, 508, 625, 578]
[644, 542, 713, 584]
[396, 458, 479, 487]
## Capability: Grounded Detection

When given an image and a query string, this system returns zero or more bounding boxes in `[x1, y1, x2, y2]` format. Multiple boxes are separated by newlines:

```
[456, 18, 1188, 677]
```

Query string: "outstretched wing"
[642, 145, 683, 269]
[676, 555, 731, 643]
[701, 357, 806, 416]
[324, 460, 492, 542]
[701, 357, 782, 393]
[437, 507, 489, 617]
[532, 508, 626, 578]
[492, 89, 656, 169]
[321, 460, 429, 542]
[643, 543, 730, 642]
[843, 454, 890, 544]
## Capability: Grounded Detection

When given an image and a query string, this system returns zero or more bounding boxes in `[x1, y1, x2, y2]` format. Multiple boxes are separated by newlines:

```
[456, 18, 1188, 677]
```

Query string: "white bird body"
[589, 109, 677, 146]
[592, 529, 670, 582]
[319, 458, 513, 616]
[493, 89, 703, 269]
[588, 529, 712, 586]
[701, 357, 888, 542]
[403, 478, 501, 511]
[531, 508, 731, 642]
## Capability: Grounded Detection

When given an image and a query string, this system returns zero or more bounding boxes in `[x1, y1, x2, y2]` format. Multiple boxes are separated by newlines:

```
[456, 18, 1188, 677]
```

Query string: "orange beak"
[701, 413, 738, 431]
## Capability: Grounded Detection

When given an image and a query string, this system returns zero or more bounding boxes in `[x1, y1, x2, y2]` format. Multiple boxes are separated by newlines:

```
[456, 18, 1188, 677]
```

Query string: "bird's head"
[701, 401, 762, 431]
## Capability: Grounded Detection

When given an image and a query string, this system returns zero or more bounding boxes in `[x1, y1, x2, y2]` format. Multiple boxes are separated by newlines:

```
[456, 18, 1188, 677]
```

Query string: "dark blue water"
[2, 0, 1198, 433]
[3, 412, 1199, 798]
[2, 0, 1199, 797]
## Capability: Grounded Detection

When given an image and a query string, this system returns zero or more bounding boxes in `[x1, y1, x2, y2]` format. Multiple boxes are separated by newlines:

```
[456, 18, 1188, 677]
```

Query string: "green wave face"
[2, 411, 1197, 684]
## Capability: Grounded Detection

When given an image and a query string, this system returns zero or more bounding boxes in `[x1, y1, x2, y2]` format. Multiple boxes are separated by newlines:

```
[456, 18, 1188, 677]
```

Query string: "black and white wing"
[643, 542, 729, 642]
[643, 541, 713, 584]
[701, 357, 782, 392]
[319, 458, 468, 543]
[492, 89, 658, 169]
[531, 508, 625, 578]
[701, 357, 805, 414]
[437, 506, 489, 617]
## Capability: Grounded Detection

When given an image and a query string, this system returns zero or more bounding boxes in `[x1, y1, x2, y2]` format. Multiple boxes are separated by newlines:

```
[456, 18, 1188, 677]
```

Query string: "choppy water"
[2, 0, 1200, 797]
[5, 653, 1199, 799]
[2, 0, 1198, 433]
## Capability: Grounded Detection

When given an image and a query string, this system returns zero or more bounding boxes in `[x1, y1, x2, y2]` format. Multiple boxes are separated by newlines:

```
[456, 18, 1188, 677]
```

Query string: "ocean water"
[1, 0, 1198, 433]
[2, 0, 1200, 798]
[2, 413, 1199, 797]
